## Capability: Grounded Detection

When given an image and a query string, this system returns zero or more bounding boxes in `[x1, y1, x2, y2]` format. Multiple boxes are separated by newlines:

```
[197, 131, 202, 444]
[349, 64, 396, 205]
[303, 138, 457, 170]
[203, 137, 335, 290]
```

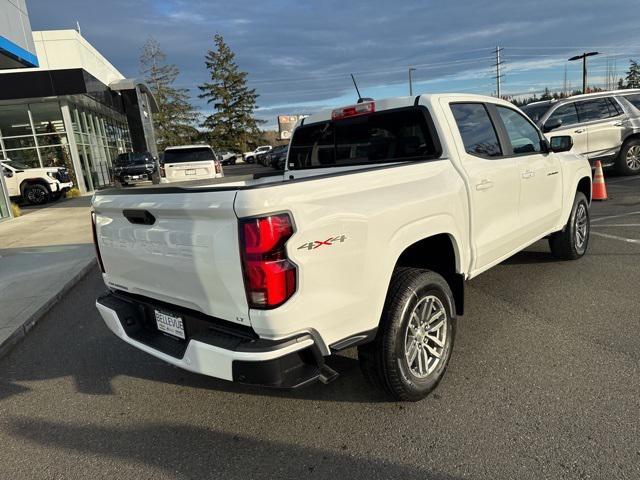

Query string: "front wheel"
[246, 156, 254, 164]
[23, 184, 50, 205]
[549, 191, 590, 260]
[616, 139, 640, 176]
[358, 268, 456, 401]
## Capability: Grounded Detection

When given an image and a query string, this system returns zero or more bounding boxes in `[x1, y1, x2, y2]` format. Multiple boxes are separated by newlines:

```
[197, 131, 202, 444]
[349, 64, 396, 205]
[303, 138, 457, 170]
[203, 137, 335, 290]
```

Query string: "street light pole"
[568, 51, 600, 94]
[409, 67, 416, 96]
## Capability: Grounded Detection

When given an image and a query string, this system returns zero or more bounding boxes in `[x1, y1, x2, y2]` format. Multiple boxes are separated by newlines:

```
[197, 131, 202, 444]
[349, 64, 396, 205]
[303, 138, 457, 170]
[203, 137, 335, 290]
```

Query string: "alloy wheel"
[404, 295, 448, 378]
[575, 203, 589, 251]
[626, 145, 640, 171]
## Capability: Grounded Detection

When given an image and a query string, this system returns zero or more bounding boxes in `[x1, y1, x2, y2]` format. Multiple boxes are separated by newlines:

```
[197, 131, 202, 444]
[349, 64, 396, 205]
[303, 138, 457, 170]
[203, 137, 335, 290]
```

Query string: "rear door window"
[163, 147, 215, 164]
[288, 107, 439, 169]
[576, 98, 615, 122]
[451, 103, 502, 158]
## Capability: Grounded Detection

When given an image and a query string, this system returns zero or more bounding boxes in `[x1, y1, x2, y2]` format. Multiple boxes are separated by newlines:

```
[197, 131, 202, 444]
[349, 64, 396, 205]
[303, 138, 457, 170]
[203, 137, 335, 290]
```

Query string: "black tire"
[358, 268, 456, 401]
[246, 156, 254, 164]
[49, 192, 62, 201]
[616, 138, 640, 176]
[23, 184, 49, 205]
[549, 191, 590, 260]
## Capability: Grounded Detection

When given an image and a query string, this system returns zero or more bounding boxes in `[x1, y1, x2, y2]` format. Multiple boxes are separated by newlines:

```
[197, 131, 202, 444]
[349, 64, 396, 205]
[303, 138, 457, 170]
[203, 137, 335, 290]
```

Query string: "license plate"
[132, 175, 141, 180]
[185, 169, 196, 175]
[155, 310, 185, 339]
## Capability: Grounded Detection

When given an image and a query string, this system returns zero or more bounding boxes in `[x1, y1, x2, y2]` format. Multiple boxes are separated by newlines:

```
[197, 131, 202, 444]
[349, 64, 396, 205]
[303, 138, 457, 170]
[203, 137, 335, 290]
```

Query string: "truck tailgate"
[92, 190, 249, 325]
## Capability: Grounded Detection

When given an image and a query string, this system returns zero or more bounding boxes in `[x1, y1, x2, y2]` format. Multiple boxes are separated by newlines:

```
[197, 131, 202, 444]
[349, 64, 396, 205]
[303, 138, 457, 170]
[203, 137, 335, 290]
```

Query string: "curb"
[0, 258, 97, 359]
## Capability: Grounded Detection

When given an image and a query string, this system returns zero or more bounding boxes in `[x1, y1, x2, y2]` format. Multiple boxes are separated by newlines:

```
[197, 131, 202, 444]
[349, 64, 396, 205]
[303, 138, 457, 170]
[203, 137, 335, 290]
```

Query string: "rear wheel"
[549, 191, 590, 260]
[616, 139, 640, 176]
[246, 156, 254, 164]
[23, 184, 49, 205]
[358, 268, 456, 401]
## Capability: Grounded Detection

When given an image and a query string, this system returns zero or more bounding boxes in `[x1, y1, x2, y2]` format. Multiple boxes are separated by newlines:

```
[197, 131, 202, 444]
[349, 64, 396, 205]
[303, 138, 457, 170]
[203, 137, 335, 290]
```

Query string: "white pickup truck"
[1, 159, 73, 205]
[93, 94, 592, 401]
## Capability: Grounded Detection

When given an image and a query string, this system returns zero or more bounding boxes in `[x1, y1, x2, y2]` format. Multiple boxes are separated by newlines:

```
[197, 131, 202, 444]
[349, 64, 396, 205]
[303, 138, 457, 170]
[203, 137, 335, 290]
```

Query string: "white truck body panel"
[93, 93, 592, 384]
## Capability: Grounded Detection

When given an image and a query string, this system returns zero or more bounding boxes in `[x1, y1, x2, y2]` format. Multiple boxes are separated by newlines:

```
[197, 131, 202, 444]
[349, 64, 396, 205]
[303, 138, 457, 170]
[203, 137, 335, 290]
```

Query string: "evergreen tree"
[617, 77, 626, 89]
[541, 87, 552, 100]
[198, 34, 265, 152]
[625, 60, 640, 89]
[140, 37, 198, 151]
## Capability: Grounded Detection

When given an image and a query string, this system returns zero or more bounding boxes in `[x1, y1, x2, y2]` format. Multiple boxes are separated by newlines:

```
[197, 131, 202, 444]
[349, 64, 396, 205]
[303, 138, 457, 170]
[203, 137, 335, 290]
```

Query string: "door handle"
[475, 179, 494, 191]
[612, 121, 624, 127]
[574, 128, 585, 134]
[522, 169, 535, 179]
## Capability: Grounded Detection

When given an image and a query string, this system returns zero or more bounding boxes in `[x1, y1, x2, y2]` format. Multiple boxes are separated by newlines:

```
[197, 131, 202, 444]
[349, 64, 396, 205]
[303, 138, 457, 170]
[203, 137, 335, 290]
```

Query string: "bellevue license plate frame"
[154, 309, 186, 340]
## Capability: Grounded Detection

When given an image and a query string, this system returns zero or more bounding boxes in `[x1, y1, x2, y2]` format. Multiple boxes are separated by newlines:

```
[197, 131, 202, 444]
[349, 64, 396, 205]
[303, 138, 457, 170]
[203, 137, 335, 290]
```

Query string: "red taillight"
[215, 161, 222, 174]
[91, 211, 106, 273]
[331, 101, 375, 120]
[159, 164, 165, 177]
[239, 214, 297, 309]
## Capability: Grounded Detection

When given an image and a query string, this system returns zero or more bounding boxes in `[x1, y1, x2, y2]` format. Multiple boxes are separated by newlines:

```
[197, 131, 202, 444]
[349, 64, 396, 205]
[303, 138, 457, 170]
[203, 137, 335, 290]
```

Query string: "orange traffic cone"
[592, 160, 608, 201]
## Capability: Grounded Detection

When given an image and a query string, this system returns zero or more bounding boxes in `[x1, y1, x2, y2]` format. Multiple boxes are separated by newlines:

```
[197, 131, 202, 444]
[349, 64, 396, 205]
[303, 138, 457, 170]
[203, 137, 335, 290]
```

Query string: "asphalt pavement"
[0, 168, 639, 480]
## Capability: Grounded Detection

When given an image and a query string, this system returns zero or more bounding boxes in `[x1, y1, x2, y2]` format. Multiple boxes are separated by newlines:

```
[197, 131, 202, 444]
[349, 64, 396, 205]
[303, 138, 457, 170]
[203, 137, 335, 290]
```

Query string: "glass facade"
[0, 98, 132, 192]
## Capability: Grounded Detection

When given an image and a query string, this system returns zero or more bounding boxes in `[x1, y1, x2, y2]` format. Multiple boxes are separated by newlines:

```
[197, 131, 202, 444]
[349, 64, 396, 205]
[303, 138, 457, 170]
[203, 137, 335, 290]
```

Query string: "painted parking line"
[591, 231, 640, 245]
[591, 211, 640, 223]
[591, 223, 640, 228]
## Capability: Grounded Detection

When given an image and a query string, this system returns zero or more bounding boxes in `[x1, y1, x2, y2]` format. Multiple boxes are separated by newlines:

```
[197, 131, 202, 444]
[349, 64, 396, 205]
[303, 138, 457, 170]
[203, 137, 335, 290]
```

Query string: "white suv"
[159, 145, 224, 184]
[1, 159, 74, 205]
[243, 145, 272, 164]
[522, 89, 640, 175]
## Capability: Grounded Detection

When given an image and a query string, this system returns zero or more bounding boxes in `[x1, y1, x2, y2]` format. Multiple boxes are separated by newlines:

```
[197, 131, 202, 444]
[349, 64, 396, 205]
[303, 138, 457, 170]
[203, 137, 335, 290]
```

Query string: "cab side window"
[451, 103, 502, 158]
[547, 103, 579, 128]
[496, 106, 542, 154]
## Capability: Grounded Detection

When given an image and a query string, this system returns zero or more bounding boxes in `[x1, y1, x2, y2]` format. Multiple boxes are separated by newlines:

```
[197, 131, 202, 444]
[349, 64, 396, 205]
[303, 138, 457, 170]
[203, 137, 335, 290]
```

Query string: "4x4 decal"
[297, 235, 347, 251]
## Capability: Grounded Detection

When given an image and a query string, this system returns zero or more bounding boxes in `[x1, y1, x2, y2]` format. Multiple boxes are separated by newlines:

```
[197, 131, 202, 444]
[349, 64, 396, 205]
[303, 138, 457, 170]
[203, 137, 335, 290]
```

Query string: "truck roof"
[164, 144, 213, 151]
[299, 93, 516, 126]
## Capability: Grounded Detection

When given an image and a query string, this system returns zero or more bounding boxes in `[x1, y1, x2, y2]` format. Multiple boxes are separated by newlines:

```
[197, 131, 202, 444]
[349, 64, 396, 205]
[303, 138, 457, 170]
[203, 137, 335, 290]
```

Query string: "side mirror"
[3, 168, 12, 178]
[550, 135, 573, 153]
[543, 118, 563, 133]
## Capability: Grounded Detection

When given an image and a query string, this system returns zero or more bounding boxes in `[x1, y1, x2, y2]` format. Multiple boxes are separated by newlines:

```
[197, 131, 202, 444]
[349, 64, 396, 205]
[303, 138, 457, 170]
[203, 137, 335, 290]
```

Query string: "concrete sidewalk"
[0, 195, 96, 357]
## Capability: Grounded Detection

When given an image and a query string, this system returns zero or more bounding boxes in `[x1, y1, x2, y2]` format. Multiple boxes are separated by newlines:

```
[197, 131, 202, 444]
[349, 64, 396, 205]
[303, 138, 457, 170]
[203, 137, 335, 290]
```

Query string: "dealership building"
[0, 18, 158, 221]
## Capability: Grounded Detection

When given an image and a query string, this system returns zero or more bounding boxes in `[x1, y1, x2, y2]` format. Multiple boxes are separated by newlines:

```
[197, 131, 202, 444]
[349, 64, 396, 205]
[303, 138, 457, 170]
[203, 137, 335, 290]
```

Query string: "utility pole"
[494, 46, 504, 98]
[563, 64, 567, 97]
[408, 67, 416, 96]
[568, 51, 600, 94]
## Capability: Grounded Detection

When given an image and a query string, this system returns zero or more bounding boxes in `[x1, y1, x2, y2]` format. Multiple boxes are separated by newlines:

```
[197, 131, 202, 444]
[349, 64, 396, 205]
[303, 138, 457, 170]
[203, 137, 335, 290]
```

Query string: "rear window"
[288, 107, 439, 170]
[115, 152, 153, 166]
[163, 147, 215, 164]
[521, 103, 552, 123]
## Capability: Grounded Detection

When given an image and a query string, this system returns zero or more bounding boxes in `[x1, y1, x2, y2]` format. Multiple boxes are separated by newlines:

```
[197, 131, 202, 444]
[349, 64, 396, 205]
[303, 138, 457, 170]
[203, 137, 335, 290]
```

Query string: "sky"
[28, 0, 640, 129]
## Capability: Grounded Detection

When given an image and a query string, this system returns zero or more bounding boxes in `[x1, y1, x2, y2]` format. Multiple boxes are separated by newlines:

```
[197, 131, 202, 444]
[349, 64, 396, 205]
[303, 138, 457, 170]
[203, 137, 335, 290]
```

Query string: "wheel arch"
[576, 175, 592, 204]
[392, 233, 465, 315]
[20, 178, 52, 195]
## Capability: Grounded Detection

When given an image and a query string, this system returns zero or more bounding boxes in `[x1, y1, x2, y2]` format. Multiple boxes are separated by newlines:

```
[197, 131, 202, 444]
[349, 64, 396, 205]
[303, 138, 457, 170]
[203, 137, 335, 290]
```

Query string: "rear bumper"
[96, 292, 323, 388]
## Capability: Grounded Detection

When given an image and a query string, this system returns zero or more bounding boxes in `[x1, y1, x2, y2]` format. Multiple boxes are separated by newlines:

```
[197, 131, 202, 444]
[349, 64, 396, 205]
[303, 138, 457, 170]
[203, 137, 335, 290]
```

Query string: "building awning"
[109, 79, 159, 113]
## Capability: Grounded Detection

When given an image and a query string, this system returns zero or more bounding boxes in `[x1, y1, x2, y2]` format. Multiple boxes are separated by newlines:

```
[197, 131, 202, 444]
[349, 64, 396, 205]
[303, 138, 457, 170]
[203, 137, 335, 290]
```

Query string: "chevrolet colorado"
[93, 94, 592, 400]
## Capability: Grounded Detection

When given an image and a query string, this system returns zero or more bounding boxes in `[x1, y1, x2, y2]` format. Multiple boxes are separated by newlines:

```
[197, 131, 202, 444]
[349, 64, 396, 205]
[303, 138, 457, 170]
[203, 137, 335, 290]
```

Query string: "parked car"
[113, 152, 156, 186]
[218, 151, 239, 166]
[159, 145, 223, 183]
[1, 159, 73, 205]
[243, 145, 272, 163]
[521, 88, 640, 175]
[264, 144, 289, 169]
[93, 94, 591, 401]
